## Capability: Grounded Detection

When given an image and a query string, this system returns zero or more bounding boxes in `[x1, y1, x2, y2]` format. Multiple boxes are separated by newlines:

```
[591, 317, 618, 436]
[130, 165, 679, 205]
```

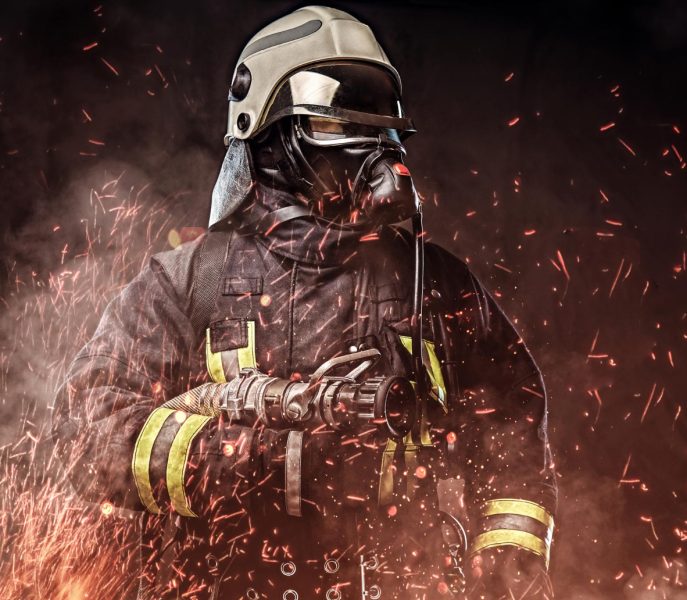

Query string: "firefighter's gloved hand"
[466, 547, 553, 599]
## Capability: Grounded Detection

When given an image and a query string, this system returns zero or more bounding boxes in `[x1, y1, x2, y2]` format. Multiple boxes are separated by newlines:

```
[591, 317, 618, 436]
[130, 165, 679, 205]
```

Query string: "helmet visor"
[297, 116, 404, 148]
[261, 62, 415, 136]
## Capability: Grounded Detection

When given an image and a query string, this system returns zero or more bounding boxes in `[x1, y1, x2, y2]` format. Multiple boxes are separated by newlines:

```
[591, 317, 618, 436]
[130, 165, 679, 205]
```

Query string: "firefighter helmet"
[224, 5, 414, 143]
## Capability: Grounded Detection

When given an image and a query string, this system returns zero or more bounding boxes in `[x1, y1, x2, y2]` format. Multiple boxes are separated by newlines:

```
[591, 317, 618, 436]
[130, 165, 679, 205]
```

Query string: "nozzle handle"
[309, 348, 381, 385]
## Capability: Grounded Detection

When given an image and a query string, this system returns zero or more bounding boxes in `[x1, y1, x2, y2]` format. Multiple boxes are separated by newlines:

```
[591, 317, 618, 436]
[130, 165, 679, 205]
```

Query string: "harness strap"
[285, 431, 304, 517]
[190, 230, 232, 334]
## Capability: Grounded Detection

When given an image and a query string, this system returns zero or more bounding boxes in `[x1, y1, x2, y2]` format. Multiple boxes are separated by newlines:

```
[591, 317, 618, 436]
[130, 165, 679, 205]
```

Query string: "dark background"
[1, 0, 686, 597]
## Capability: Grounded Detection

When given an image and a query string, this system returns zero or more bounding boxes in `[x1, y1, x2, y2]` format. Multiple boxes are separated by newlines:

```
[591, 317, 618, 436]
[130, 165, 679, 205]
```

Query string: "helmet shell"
[225, 6, 402, 143]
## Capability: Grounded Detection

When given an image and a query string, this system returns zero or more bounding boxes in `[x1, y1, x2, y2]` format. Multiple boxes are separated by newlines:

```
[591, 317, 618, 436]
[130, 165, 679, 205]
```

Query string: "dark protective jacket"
[55, 185, 556, 600]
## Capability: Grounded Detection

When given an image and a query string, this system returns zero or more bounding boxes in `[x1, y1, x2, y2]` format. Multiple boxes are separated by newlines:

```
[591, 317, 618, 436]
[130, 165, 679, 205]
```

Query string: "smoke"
[0, 158, 212, 597]
[623, 558, 687, 599]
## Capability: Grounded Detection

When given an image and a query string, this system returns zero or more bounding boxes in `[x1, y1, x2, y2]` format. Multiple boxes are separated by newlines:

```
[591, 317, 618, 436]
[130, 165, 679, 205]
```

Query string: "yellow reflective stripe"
[166, 413, 212, 518]
[399, 335, 413, 355]
[237, 320, 256, 370]
[206, 320, 256, 381]
[404, 444, 419, 500]
[419, 398, 432, 446]
[470, 529, 550, 567]
[379, 335, 447, 504]
[377, 439, 397, 505]
[424, 340, 447, 409]
[132, 407, 174, 514]
[482, 498, 554, 530]
[399, 335, 447, 411]
[205, 328, 226, 383]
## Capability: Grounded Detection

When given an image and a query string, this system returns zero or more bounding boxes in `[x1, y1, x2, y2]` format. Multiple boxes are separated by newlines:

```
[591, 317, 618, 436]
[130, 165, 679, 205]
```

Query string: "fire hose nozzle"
[221, 349, 417, 440]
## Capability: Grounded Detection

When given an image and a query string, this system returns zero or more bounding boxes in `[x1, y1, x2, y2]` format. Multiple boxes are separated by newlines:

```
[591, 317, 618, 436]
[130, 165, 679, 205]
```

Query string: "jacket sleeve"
[53, 240, 268, 517]
[431, 247, 557, 569]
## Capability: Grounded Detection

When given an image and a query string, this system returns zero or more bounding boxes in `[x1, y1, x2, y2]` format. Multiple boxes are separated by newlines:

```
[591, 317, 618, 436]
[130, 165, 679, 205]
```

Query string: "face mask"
[289, 117, 419, 226]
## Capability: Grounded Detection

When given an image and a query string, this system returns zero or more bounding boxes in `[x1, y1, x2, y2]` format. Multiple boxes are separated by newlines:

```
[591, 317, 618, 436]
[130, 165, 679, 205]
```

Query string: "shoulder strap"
[190, 230, 233, 333]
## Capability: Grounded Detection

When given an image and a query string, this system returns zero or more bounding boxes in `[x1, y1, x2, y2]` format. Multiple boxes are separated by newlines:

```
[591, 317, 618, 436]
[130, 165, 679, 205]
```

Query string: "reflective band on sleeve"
[399, 335, 447, 412]
[205, 328, 227, 383]
[132, 407, 175, 514]
[482, 499, 554, 530]
[423, 340, 447, 410]
[399, 335, 413, 355]
[237, 320, 257, 370]
[377, 439, 397, 505]
[166, 413, 212, 517]
[470, 529, 550, 565]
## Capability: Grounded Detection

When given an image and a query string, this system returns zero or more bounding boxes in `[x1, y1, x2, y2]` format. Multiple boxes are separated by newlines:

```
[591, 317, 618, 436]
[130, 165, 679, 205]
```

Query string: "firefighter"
[55, 6, 557, 599]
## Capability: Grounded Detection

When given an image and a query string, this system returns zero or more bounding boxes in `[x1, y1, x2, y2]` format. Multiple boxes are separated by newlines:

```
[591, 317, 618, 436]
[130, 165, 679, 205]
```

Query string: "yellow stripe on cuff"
[132, 407, 175, 514]
[166, 413, 212, 517]
[482, 498, 554, 530]
[469, 529, 550, 566]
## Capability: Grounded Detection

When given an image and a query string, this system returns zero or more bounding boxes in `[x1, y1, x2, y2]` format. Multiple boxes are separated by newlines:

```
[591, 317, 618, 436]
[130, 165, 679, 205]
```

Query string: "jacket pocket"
[223, 276, 263, 296]
[209, 318, 247, 353]
[371, 282, 408, 322]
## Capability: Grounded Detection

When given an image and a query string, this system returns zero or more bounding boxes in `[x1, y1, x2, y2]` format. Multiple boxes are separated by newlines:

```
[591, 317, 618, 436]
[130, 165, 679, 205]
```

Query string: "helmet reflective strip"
[238, 20, 322, 62]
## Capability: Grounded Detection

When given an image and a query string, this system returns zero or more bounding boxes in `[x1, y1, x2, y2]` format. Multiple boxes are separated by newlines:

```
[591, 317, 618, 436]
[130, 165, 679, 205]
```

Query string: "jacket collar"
[230, 183, 369, 266]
